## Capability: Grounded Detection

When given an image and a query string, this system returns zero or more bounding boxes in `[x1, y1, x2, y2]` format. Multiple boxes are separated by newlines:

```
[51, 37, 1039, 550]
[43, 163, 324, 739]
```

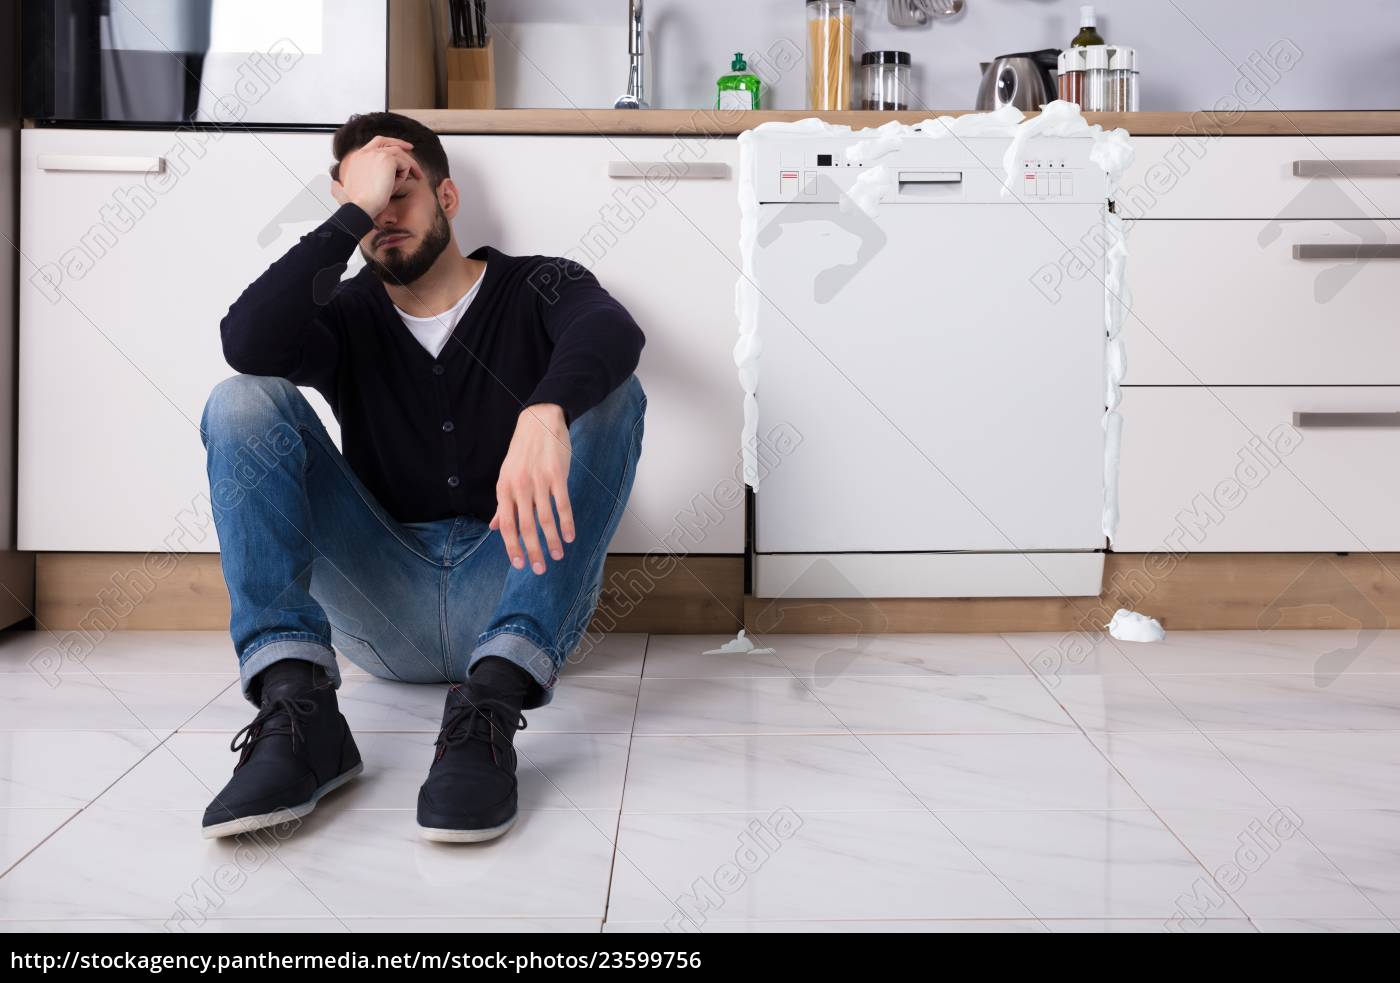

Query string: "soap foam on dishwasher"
[735, 103, 1134, 543]
[841, 165, 889, 218]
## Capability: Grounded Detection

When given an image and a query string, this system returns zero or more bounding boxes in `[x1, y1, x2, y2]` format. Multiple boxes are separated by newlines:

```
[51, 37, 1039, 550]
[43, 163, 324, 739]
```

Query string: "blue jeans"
[199, 373, 646, 709]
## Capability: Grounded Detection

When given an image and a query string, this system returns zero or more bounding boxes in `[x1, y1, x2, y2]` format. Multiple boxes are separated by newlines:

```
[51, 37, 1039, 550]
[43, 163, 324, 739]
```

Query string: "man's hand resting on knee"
[490, 403, 575, 575]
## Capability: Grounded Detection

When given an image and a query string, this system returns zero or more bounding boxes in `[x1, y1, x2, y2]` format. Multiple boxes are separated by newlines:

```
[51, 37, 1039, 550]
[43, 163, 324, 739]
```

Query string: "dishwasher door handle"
[1293, 160, 1400, 178]
[607, 161, 731, 179]
[898, 170, 963, 185]
[1293, 411, 1400, 428]
[1293, 243, 1400, 260]
[37, 154, 167, 174]
[897, 171, 964, 198]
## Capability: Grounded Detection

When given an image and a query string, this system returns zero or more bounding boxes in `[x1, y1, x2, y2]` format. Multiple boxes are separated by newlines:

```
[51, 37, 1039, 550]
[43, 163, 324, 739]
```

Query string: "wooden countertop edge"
[398, 108, 1400, 137]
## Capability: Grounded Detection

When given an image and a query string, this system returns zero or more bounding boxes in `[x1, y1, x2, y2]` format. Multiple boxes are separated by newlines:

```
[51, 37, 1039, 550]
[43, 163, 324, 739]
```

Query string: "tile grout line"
[4, 632, 1393, 930]
[993, 632, 1269, 929]
[0, 675, 242, 884]
[999, 631, 1387, 928]
[623, 636, 1389, 926]
[1127, 676, 1395, 925]
[590, 639, 804, 932]
[987, 632, 1110, 934]
[598, 634, 650, 933]
[760, 637, 1049, 928]
[73, 673, 358, 933]
[1071, 630, 1395, 923]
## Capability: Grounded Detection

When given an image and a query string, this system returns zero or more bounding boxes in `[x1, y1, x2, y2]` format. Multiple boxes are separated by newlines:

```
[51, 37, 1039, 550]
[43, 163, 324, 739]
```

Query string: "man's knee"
[201, 375, 303, 444]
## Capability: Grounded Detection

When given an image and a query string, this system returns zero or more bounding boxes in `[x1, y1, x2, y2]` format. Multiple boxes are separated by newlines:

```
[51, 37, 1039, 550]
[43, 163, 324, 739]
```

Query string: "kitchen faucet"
[614, 0, 648, 109]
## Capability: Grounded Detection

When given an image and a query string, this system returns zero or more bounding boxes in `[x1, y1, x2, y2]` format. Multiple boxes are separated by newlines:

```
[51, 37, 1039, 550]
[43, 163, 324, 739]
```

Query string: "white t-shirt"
[392, 267, 486, 358]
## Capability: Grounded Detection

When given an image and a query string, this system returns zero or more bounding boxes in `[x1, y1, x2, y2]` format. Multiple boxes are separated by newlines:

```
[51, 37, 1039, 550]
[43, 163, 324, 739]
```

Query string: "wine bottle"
[1072, 5, 1106, 46]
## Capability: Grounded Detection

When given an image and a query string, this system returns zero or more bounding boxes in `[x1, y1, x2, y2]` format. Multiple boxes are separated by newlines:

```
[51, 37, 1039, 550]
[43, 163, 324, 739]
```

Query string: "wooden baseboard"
[0, 550, 36, 631]
[34, 551, 1400, 634]
[33, 553, 744, 633]
[745, 552, 1400, 634]
[36, 553, 232, 631]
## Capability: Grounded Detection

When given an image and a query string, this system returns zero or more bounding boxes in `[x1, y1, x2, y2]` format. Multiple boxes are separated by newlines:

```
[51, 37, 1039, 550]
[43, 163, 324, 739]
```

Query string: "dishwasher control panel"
[753, 135, 1107, 205]
[1021, 159, 1077, 199]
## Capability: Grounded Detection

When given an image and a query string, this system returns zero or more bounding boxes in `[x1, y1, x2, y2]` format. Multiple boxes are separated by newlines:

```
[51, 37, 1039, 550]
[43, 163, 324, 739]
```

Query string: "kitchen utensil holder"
[446, 38, 495, 109]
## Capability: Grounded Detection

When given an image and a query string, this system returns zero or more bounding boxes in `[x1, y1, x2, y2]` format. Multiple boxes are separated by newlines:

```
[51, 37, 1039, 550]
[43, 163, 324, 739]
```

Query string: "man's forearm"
[527, 302, 645, 427]
[219, 202, 375, 377]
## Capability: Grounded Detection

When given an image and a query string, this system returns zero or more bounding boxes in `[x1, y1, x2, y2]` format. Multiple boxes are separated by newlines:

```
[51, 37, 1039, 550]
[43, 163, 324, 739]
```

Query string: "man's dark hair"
[330, 111, 451, 189]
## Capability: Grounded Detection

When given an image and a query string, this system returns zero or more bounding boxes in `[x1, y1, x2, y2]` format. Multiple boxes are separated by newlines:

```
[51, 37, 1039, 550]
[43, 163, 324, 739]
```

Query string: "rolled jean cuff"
[239, 637, 342, 704]
[470, 627, 559, 710]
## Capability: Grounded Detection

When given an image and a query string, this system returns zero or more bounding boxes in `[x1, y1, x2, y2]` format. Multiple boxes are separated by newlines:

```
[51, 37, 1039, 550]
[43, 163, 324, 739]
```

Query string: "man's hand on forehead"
[331, 135, 426, 217]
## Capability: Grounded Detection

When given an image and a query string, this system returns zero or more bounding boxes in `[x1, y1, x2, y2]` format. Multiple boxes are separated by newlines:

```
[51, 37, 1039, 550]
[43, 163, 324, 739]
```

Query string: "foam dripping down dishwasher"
[736, 106, 1133, 599]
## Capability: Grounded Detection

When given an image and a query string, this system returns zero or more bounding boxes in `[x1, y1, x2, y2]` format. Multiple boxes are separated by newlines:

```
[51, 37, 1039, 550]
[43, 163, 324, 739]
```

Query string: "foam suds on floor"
[701, 629, 777, 656]
[1106, 608, 1166, 643]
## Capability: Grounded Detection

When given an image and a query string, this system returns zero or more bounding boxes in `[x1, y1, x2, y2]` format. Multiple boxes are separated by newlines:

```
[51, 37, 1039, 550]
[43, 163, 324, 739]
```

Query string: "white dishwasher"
[748, 132, 1110, 599]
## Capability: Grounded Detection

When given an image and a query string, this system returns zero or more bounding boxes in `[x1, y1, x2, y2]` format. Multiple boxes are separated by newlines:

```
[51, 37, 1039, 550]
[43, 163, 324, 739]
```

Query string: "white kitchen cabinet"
[440, 135, 744, 555]
[1115, 387, 1400, 552]
[1122, 218, 1400, 385]
[1116, 135, 1400, 553]
[19, 130, 744, 555]
[19, 129, 343, 552]
[1121, 136, 1400, 219]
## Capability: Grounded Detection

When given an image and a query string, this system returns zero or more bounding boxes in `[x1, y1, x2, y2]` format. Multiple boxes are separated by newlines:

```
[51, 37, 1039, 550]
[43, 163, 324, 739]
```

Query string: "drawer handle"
[1293, 160, 1400, 178]
[1293, 411, 1400, 429]
[607, 161, 731, 179]
[1294, 243, 1400, 260]
[37, 154, 167, 174]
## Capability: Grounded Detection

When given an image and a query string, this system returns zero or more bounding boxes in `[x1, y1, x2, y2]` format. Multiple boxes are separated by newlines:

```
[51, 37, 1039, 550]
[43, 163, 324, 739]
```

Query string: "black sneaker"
[201, 661, 362, 839]
[417, 684, 527, 843]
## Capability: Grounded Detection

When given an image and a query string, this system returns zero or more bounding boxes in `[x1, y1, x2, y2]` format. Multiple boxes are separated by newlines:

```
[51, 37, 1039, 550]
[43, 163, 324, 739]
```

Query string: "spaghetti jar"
[806, 0, 856, 111]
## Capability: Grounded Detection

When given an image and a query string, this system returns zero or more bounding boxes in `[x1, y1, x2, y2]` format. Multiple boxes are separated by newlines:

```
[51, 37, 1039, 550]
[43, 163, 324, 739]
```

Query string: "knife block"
[445, 38, 495, 109]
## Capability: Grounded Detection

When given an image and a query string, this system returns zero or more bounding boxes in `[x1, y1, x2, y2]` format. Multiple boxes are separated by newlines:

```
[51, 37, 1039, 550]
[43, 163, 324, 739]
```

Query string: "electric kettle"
[975, 48, 1061, 111]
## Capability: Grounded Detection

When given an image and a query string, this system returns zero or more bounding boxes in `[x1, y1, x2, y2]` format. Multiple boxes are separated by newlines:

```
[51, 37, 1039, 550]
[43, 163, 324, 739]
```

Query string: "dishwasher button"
[1061, 173, 1074, 197]
[803, 171, 817, 195]
[1046, 173, 1062, 197]
[1023, 173, 1037, 197]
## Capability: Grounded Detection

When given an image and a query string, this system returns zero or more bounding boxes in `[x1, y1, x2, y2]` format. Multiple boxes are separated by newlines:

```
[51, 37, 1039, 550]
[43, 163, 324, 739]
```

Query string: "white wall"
[496, 0, 1399, 112]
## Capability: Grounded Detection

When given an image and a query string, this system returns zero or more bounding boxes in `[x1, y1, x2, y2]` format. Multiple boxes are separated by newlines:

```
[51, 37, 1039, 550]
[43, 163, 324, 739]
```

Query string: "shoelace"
[230, 696, 318, 765]
[435, 695, 528, 763]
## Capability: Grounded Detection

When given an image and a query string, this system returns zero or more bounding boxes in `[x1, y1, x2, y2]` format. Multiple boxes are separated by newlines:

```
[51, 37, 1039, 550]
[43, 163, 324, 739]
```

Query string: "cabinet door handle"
[1293, 411, 1400, 428]
[1293, 243, 1400, 260]
[607, 161, 731, 179]
[37, 154, 167, 174]
[1293, 159, 1400, 178]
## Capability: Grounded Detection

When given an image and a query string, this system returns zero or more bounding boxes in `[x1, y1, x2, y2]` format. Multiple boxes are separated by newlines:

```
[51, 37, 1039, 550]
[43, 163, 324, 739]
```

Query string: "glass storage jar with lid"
[861, 50, 911, 110]
[1107, 46, 1139, 111]
[1058, 46, 1088, 105]
[1082, 44, 1111, 111]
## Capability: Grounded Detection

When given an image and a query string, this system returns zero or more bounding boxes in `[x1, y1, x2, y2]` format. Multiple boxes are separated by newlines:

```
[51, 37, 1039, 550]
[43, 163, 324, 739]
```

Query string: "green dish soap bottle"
[717, 52, 761, 110]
